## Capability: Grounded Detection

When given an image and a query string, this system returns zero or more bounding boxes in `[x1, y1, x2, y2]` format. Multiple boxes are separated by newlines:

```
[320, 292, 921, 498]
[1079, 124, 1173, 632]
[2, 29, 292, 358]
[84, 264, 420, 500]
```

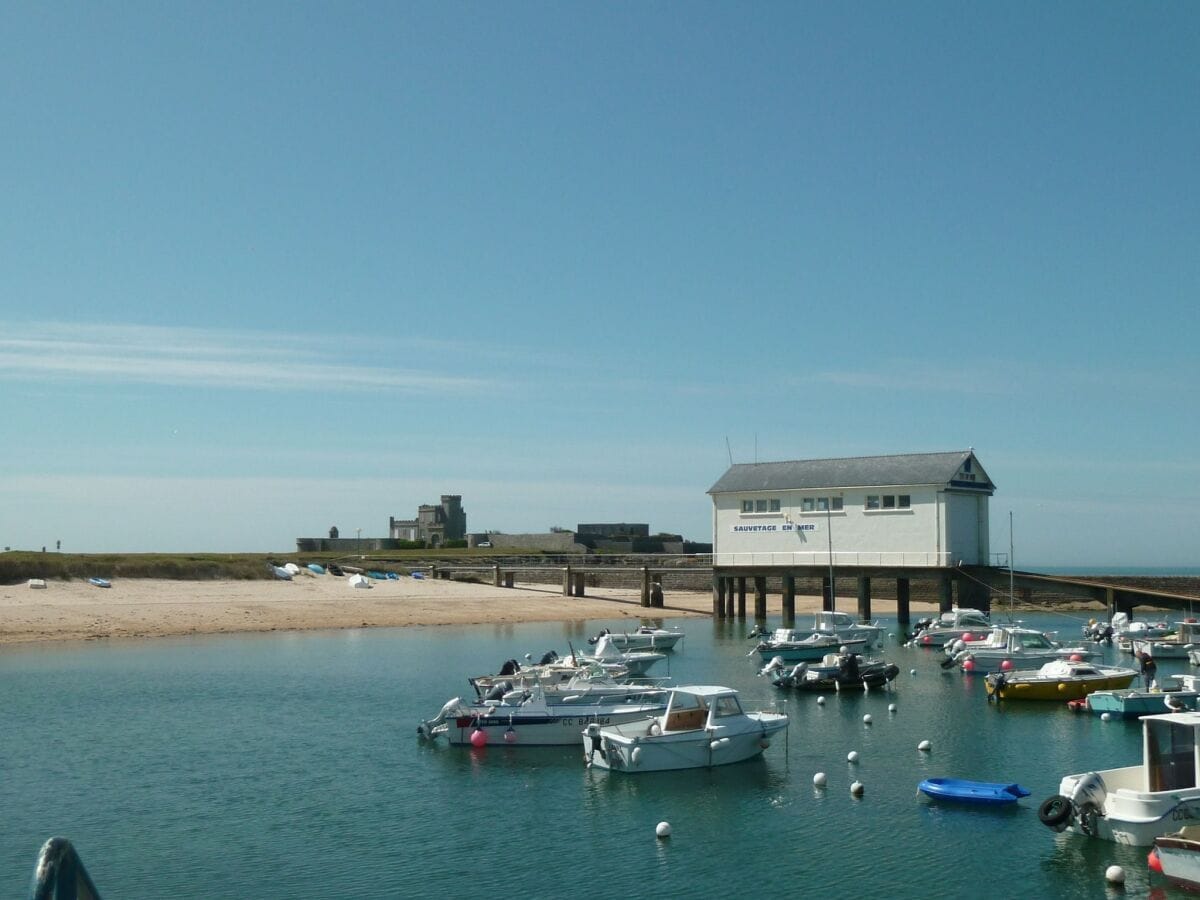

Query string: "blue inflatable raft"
[918, 777, 1030, 806]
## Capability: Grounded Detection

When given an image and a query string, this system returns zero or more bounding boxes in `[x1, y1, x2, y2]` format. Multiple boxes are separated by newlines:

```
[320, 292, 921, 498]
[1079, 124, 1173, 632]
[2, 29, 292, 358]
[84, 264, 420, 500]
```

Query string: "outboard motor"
[417, 697, 465, 740]
[483, 680, 514, 702]
[759, 656, 786, 678]
[497, 659, 521, 676]
[587, 628, 611, 646]
[538, 650, 559, 665]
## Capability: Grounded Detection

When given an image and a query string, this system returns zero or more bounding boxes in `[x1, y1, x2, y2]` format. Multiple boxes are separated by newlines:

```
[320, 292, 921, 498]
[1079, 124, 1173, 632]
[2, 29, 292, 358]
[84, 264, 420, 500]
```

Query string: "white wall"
[713, 486, 988, 567]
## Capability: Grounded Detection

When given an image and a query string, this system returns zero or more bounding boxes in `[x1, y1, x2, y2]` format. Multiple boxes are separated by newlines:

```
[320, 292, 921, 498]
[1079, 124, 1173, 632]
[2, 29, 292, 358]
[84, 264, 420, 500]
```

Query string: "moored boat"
[1082, 687, 1200, 719]
[984, 660, 1138, 701]
[87, 577, 111, 588]
[1038, 710, 1200, 845]
[752, 629, 865, 663]
[589, 625, 684, 652]
[910, 608, 992, 647]
[765, 651, 900, 692]
[417, 685, 669, 746]
[1132, 621, 1200, 660]
[918, 777, 1030, 805]
[944, 624, 1096, 674]
[1150, 826, 1200, 889]
[582, 685, 787, 772]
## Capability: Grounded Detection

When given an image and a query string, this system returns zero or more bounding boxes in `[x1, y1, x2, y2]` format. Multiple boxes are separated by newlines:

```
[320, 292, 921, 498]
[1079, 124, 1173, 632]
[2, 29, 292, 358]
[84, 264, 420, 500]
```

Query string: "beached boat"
[28, 578, 46, 589]
[1150, 826, 1200, 889]
[306, 563, 326, 575]
[1038, 710, 1200, 845]
[944, 624, 1096, 674]
[347, 573, 372, 589]
[911, 608, 993, 647]
[417, 685, 668, 746]
[1080, 687, 1200, 719]
[326, 563, 345, 576]
[918, 777, 1030, 806]
[582, 685, 788, 772]
[751, 629, 865, 663]
[589, 625, 684, 652]
[87, 577, 111, 588]
[271, 565, 293, 580]
[1132, 621, 1200, 660]
[765, 652, 900, 692]
[984, 660, 1138, 701]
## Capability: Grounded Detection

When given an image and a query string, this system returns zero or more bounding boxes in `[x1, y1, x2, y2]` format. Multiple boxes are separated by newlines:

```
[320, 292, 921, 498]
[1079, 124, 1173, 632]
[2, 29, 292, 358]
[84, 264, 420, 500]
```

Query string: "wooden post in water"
[782, 574, 796, 623]
[1106, 587, 1116, 620]
[857, 576, 871, 622]
[574, 572, 586, 597]
[736, 577, 747, 618]
[896, 577, 911, 629]
[753, 576, 767, 621]
[650, 580, 664, 608]
[641, 567, 651, 607]
[822, 576, 835, 612]
[713, 575, 725, 617]
[493, 564, 501, 587]
[563, 567, 572, 596]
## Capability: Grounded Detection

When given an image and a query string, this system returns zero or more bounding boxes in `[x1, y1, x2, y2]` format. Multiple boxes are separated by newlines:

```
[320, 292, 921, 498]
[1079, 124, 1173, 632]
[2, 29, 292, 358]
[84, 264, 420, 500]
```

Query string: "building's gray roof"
[707, 450, 994, 494]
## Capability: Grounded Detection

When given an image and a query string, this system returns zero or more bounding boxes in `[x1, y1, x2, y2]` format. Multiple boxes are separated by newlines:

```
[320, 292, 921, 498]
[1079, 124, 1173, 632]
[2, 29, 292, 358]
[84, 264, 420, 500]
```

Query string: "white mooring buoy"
[816, 696, 826, 706]
[918, 740, 932, 752]
[910, 668, 917, 675]
[850, 781, 864, 796]
[813, 772, 827, 787]
[847, 750, 859, 763]
[1101, 712, 1113, 722]
[888, 703, 897, 713]
[863, 714, 872, 725]
[1105, 865, 1125, 884]
[656, 821, 672, 839]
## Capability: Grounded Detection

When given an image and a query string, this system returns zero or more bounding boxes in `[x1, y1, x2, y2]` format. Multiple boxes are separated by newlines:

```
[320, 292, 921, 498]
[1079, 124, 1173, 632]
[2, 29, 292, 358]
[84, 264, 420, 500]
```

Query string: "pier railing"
[712, 551, 953, 568]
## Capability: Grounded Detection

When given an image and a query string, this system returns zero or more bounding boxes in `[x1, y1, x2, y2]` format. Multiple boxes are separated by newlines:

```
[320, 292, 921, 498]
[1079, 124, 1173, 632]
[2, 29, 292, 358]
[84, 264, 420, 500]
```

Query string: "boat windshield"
[712, 695, 743, 718]
[1016, 632, 1055, 649]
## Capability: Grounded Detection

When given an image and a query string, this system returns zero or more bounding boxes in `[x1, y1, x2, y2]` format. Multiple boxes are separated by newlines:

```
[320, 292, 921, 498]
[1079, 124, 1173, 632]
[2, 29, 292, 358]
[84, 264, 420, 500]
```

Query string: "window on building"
[882, 495, 896, 509]
[817, 498, 829, 511]
[865, 495, 880, 510]
[755, 499, 768, 512]
[742, 500, 754, 513]
[899, 495, 910, 508]
[831, 497, 844, 511]
[769, 499, 781, 512]
[801, 498, 815, 512]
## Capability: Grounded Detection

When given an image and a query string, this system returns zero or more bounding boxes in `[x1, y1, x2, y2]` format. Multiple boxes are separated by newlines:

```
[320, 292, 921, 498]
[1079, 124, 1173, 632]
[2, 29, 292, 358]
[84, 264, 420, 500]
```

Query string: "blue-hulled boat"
[918, 777, 1031, 805]
[1082, 688, 1200, 719]
[87, 577, 111, 588]
[306, 563, 326, 575]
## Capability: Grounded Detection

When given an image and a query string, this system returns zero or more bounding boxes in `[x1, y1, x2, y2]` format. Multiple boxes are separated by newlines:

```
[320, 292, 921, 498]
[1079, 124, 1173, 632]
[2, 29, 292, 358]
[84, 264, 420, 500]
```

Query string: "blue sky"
[1, 3, 1197, 565]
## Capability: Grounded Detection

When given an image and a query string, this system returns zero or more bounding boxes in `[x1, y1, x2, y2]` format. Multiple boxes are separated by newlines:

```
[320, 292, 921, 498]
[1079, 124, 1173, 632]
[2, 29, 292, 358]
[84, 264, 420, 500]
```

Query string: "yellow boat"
[985, 659, 1138, 701]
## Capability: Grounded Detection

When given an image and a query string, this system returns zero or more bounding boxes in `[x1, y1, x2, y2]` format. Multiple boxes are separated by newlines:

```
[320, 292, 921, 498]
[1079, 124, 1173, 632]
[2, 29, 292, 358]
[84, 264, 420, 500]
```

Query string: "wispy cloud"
[0, 321, 494, 394]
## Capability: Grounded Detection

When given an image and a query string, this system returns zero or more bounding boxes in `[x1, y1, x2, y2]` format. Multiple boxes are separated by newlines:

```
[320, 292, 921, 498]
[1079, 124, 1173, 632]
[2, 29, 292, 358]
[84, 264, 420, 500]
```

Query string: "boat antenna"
[1008, 510, 1015, 623]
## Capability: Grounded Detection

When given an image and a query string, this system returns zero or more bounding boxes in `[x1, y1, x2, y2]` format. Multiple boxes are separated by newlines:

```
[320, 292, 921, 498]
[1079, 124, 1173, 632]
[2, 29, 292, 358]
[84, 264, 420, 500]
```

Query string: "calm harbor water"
[1, 610, 1193, 898]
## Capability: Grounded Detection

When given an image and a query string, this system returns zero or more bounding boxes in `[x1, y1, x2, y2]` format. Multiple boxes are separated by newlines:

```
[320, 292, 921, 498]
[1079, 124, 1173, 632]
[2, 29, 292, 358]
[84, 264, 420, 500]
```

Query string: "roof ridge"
[732, 449, 971, 467]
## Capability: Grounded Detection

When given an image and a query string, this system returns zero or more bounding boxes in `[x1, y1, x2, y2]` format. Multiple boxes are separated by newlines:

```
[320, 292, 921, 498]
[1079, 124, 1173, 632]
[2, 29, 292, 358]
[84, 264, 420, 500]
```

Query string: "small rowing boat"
[918, 777, 1031, 806]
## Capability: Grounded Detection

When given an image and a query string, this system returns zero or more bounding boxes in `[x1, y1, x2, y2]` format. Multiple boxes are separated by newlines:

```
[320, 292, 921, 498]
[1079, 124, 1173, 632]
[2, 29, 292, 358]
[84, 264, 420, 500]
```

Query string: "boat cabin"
[937, 608, 991, 628]
[662, 687, 743, 733]
[1141, 713, 1200, 793]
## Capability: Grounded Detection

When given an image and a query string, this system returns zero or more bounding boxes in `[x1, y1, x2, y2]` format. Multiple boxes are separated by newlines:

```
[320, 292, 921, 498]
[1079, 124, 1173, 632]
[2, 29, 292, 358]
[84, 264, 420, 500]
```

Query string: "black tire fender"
[1038, 795, 1072, 828]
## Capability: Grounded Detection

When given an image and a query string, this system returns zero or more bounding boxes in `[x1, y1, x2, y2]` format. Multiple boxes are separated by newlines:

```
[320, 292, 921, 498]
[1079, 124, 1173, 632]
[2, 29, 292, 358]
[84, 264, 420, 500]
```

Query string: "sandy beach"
[0, 575, 945, 646]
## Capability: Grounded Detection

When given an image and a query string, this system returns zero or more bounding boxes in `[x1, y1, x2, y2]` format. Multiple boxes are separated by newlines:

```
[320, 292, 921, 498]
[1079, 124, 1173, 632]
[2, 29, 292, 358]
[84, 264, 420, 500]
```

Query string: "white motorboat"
[1105, 611, 1174, 652]
[590, 625, 684, 652]
[752, 629, 865, 663]
[1132, 621, 1200, 660]
[469, 660, 651, 699]
[417, 684, 668, 746]
[28, 578, 46, 589]
[1038, 710, 1200, 845]
[910, 608, 992, 647]
[582, 685, 788, 772]
[575, 633, 666, 676]
[782, 611, 886, 651]
[943, 624, 1095, 674]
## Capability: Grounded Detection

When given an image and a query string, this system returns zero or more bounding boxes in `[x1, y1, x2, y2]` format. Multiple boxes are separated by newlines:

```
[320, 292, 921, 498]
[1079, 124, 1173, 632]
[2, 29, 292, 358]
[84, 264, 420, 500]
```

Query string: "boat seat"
[664, 708, 707, 731]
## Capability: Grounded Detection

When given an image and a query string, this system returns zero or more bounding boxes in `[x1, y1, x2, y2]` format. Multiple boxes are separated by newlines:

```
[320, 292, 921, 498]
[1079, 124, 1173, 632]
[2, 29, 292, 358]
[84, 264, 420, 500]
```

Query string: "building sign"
[732, 523, 815, 533]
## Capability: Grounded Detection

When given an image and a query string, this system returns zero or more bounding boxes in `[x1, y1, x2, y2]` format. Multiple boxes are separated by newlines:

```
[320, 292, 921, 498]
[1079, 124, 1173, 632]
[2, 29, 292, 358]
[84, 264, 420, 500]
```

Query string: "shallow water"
[0, 612, 1191, 898]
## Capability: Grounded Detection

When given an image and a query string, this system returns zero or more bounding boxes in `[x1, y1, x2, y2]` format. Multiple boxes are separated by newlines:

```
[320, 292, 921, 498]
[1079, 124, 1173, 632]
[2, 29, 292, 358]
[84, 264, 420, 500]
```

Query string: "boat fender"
[1037, 795, 1073, 829]
[648, 721, 661, 736]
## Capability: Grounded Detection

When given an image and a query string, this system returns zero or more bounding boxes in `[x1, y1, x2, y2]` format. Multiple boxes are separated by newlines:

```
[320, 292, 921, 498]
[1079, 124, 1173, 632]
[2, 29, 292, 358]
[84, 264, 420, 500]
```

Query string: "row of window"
[739, 494, 910, 514]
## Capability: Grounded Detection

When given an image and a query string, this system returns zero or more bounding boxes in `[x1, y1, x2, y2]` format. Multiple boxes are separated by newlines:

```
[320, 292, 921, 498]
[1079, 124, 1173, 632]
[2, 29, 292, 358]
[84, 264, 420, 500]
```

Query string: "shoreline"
[0, 576, 1123, 648]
